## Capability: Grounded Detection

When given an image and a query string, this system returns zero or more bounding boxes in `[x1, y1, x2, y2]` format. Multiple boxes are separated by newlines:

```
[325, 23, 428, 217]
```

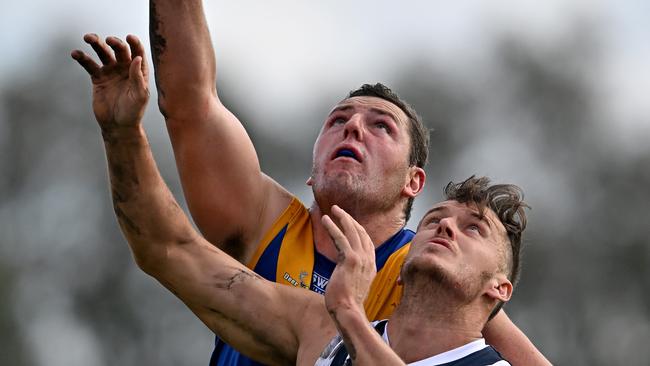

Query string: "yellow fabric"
[247, 198, 314, 290]
[364, 244, 409, 320]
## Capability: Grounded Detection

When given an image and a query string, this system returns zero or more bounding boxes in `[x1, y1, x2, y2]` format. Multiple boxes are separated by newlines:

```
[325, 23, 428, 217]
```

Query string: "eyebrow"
[422, 206, 445, 219]
[470, 212, 493, 229]
[329, 105, 400, 124]
[417, 206, 446, 228]
[419, 206, 494, 230]
[329, 105, 353, 115]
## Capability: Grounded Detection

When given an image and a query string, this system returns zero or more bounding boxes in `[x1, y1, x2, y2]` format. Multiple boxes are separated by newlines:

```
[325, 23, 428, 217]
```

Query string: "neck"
[386, 281, 487, 363]
[309, 202, 405, 261]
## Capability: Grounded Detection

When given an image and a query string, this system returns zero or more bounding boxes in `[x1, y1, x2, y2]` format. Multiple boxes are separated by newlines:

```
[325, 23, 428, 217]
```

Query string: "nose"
[343, 113, 364, 141]
[437, 217, 456, 240]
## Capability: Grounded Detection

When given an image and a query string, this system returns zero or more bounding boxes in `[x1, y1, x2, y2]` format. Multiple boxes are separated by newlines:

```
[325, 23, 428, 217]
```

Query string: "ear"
[306, 176, 314, 186]
[403, 166, 426, 198]
[485, 276, 513, 303]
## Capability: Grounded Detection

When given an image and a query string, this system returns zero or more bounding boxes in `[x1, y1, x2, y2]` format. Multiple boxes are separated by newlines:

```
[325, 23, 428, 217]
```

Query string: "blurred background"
[1, 1, 649, 365]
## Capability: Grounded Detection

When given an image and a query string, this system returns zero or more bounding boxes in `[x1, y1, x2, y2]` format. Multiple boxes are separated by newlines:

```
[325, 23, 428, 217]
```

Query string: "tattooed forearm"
[110, 175, 142, 236]
[329, 310, 358, 361]
[109, 158, 139, 187]
[106, 146, 144, 236]
[113, 204, 143, 236]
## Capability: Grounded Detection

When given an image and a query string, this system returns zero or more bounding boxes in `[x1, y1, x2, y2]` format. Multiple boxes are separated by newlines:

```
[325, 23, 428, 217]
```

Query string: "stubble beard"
[311, 167, 403, 219]
[402, 258, 489, 304]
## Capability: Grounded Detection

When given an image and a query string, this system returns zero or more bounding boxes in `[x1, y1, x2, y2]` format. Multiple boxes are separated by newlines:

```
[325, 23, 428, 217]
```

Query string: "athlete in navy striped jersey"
[317, 177, 526, 365]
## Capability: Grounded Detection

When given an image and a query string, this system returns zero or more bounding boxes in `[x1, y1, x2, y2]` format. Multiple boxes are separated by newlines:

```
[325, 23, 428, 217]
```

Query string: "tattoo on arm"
[149, 1, 167, 68]
[329, 310, 358, 362]
[213, 267, 263, 291]
[108, 156, 142, 236]
[149, 0, 168, 105]
[159, 267, 288, 362]
[113, 204, 142, 236]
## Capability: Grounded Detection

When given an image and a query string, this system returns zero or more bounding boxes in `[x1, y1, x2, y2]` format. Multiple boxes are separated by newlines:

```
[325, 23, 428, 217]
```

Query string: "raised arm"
[483, 310, 553, 366]
[149, 0, 291, 262]
[72, 35, 319, 365]
[320, 207, 405, 366]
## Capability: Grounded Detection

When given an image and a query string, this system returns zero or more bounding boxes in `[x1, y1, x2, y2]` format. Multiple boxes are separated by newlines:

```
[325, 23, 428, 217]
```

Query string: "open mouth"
[334, 148, 361, 162]
[430, 238, 452, 251]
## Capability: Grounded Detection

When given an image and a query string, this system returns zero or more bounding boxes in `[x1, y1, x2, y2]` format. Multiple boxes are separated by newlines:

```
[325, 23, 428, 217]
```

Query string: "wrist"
[329, 301, 367, 325]
[101, 124, 146, 145]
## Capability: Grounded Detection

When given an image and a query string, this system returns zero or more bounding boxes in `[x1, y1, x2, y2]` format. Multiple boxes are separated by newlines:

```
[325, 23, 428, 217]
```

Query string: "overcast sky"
[2, 0, 648, 132]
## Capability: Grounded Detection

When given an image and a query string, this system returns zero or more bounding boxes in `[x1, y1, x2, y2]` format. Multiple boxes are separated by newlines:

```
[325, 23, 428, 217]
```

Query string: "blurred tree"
[0, 261, 32, 366]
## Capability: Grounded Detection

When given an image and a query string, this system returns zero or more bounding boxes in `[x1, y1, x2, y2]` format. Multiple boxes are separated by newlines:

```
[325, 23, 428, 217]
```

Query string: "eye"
[374, 121, 391, 133]
[466, 224, 482, 235]
[331, 117, 346, 126]
[422, 217, 440, 228]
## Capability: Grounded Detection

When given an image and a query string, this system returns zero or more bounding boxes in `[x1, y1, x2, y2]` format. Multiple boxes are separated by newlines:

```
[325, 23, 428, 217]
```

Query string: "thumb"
[129, 56, 149, 100]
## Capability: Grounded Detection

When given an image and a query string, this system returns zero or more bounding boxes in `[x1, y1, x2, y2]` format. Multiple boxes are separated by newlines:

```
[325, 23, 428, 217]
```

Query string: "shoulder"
[247, 197, 310, 268]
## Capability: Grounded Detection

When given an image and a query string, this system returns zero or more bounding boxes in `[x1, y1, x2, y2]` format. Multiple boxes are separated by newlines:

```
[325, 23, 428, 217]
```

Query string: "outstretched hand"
[322, 206, 377, 316]
[71, 34, 149, 132]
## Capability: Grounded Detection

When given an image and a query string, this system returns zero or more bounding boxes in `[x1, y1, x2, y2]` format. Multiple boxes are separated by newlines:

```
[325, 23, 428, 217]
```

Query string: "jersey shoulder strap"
[327, 320, 389, 366]
[246, 197, 315, 289]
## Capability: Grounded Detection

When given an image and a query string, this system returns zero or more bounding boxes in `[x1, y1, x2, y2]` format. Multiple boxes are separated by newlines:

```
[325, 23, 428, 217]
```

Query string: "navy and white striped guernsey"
[315, 320, 511, 366]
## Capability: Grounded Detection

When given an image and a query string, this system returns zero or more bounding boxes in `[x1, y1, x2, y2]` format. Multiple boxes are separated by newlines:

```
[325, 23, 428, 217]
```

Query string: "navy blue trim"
[374, 228, 414, 271]
[252, 224, 288, 282]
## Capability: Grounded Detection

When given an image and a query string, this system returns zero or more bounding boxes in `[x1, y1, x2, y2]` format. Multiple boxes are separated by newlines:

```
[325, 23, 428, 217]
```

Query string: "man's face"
[309, 96, 413, 214]
[403, 200, 510, 299]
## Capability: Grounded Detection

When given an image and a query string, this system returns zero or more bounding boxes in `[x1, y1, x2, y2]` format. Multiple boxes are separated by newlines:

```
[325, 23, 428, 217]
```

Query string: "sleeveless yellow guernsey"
[212, 197, 413, 365]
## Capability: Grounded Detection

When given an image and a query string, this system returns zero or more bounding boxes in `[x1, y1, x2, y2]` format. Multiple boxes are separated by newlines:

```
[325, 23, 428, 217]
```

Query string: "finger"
[348, 215, 375, 266]
[126, 34, 149, 82]
[355, 219, 375, 257]
[331, 206, 375, 265]
[129, 56, 149, 100]
[331, 205, 362, 251]
[106, 36, 131, 64]
[71, 50, 101, 78]
[321, 215, 351, 259]
[126, 34, 145, 59]
[84, 33, 115, 65]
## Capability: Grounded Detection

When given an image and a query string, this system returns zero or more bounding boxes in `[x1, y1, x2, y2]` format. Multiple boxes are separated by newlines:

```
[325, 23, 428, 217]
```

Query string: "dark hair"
[443, 175, 529, 319]
[346, 83, 430, 222]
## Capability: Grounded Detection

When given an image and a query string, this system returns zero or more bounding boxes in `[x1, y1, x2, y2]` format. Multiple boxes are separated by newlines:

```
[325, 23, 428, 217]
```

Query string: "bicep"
[166, 100, 292, 260]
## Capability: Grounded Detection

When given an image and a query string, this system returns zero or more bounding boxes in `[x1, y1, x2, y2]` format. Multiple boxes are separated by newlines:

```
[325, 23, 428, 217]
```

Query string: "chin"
[403, 256, 450, 283]
[403, 257, 478, 299]
[315, 171, 366, 197]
